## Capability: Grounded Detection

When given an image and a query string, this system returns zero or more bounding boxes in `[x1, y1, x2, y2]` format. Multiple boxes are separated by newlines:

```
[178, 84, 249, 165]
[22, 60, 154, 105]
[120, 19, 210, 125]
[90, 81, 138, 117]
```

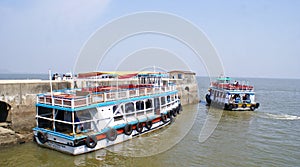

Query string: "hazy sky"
[0, 0, 299, 79]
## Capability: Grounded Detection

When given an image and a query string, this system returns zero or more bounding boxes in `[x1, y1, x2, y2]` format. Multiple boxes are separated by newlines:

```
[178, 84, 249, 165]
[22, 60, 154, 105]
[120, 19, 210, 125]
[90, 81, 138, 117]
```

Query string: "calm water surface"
[0, 77, 299, 167]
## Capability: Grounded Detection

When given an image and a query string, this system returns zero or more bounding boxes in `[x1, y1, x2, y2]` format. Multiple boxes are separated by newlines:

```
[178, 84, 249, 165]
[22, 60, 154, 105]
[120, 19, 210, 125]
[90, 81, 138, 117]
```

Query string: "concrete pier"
[0, 80, 70, 146]
[0, 71, 198, 146]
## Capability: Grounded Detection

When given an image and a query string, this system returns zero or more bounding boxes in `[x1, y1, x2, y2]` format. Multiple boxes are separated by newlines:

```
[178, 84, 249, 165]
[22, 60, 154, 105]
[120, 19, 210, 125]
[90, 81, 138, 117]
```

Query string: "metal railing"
[37, 85, 176, 109]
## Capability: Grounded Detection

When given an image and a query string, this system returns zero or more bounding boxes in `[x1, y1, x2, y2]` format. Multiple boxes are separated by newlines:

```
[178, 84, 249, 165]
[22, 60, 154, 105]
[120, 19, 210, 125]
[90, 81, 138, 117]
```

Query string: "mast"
[48, 69, 54, 106]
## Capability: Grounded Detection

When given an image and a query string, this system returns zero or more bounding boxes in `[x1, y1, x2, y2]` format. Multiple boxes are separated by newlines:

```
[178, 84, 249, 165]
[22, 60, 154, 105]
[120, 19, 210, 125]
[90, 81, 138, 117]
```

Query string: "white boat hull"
[34, 117, 172, 155]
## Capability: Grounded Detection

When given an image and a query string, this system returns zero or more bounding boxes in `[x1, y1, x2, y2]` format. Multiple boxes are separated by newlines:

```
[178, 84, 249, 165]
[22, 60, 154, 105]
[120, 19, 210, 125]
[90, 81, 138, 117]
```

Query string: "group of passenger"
[52, 73, 72, 81]
[233, 80, 239, 86]
[231, 93, 250, 103]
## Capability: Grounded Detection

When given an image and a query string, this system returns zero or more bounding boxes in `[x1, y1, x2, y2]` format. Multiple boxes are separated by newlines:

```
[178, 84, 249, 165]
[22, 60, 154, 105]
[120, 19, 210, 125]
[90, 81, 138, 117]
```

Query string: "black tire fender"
[242, 104, 247, 108]
[86, 135, 97, 148]
[124, 124, 133, 136]
[166, 111, 171, 118]
[176, 106, 181, 114]
[106, 128, 118, 141]
[37, 131, 48, 144]
[136, 122, 143, 133]
[228, 104, 233, 110]
[161, 114, 167, 123]
[145, 120, 152, 130]
[172, 109, 177, 117]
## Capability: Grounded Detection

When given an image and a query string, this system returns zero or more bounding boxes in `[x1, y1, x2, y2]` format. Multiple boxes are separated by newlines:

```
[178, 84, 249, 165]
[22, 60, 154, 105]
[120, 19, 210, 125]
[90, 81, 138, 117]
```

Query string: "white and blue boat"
[205, 77, 259, 111]
[33, 71, 182, 155]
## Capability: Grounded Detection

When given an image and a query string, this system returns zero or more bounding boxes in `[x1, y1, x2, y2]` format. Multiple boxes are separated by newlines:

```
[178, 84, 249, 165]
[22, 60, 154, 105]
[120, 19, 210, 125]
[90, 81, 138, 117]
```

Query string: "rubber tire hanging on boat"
[228, 104, 233, 110]
[86, 135, 97, 148]
[106, 128, 118, 141]
[124, 124, 133, 136]
[176, 106, 181, 114]
[145, 120, 152, 130]
[37, 131, 47, 144]
[256, 103, 260, 108]
[242, 104, 247, 108]
[172, 109, 177, 117]
[136, 122, 143, 133]
[161, 114, 167, 123]
[166, 111, 171, 118]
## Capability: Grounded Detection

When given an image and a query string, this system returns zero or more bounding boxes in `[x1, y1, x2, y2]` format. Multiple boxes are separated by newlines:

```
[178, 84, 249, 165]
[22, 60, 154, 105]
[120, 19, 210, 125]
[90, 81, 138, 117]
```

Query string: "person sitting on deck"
[234, 94, 241, 103]
[243, 94, 251, 103]
[234, 81, 239, 87]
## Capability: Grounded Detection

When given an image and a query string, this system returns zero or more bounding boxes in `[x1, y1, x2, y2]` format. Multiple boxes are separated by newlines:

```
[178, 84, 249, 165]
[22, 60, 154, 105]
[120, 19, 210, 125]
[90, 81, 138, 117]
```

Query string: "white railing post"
[115, 91, 118, 100]
[104, 93, 106, 102]
[71, 98, 75, 109]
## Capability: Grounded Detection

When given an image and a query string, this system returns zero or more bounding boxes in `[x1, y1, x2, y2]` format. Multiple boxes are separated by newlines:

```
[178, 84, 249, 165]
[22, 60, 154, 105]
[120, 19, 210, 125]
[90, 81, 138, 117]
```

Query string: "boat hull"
[33, 117, 173, 155]
[207, 99, 259, 111]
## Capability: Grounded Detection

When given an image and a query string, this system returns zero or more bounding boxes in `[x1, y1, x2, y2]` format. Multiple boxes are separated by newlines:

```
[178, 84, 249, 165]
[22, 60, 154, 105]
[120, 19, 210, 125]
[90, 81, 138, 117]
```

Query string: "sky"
[0, 0, 300, 79]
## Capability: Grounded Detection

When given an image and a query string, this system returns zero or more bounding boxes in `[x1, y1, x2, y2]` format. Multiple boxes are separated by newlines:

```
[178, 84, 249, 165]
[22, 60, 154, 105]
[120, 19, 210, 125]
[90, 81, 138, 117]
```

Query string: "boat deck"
[37, 84, 177, 109]
[211, 82, 254, 91]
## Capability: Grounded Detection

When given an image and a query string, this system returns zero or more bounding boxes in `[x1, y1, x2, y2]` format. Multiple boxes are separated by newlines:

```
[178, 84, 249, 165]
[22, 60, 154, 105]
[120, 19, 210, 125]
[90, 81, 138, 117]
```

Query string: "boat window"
[37, 107, 52, 129]
[37, 107, 52, 118]
[136, 101, 144, 111]
[161, 96, 166, 105]
[145, 99, 152, 109]
[37, 118, 52, 129]
[167, 96, 170, 102]
[178, 74, 182, 79]
[114, 115, 123, 122]
[113, 105, 124, 114]
[76, 109, 92, 121]
[54, 110, 73, 133]
[154, 98, 160, 109]
[125, 102, 134, 113]
[54, 109, 65, 121]
[113, 105, 117, 113]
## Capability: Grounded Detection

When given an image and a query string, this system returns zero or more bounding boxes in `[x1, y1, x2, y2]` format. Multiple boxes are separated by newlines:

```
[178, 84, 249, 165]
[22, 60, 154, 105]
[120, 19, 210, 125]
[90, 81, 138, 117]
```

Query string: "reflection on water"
[106, 104, 198, 158]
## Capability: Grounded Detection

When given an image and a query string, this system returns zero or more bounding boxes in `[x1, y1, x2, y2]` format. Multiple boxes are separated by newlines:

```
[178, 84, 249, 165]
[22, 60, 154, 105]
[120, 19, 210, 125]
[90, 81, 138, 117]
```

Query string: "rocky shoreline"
[0, 123, 33, 147]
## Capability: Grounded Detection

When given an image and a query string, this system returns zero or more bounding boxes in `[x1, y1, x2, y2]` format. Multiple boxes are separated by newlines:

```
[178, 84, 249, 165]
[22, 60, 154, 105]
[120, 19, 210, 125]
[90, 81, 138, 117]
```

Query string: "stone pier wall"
[169, 71, 199, 105]
[0, 80, 70, 146]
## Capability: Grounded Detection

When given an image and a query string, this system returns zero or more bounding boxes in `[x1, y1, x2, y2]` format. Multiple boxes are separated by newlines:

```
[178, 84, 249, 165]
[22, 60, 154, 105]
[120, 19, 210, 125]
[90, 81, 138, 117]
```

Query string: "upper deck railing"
[37, 84, 177, 109]
[211, 82, 254, 91]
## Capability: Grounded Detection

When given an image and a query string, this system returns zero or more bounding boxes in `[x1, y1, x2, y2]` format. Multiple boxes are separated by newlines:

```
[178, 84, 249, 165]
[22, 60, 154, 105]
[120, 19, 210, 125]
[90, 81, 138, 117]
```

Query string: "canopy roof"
[216, 77, 232, 81]
[77, 71, 168, 79]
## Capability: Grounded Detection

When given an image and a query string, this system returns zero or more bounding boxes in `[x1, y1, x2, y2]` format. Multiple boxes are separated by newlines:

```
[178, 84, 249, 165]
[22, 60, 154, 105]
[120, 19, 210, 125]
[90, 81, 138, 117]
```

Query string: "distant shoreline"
[0, 73, 48, 80]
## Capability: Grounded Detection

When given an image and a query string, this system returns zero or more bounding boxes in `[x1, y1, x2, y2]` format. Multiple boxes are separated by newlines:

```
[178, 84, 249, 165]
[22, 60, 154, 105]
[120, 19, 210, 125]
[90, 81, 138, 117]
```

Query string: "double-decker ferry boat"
[33, 71, 182, 155]
[205, 77, 259, 111]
